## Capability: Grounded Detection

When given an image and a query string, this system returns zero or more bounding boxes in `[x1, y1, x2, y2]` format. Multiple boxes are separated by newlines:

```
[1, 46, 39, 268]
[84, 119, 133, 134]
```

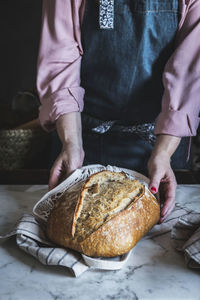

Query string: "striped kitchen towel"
[146, 203, 193, 239]
[0, 214, 131, 276]
[146, 203, 200, 269]
[0, 214, 89, 277]
[171, 213, 200, 269]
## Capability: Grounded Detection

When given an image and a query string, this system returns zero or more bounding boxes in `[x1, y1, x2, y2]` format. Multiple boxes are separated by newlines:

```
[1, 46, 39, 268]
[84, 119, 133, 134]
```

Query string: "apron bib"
[80, 0, 179, 124]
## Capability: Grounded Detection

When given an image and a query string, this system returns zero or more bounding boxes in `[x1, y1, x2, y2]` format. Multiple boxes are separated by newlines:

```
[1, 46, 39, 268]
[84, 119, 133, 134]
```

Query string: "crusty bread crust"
[46, 170, 160, 257]
[80, 190, 160, 257]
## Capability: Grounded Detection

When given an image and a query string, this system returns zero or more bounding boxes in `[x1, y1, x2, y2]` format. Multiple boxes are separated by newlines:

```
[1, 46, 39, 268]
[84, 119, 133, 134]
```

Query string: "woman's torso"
[80, 0, 180, 125]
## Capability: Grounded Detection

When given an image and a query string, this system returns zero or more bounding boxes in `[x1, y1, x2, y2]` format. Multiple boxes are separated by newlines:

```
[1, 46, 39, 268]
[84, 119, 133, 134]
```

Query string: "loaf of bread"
[46, 170, 160, 257]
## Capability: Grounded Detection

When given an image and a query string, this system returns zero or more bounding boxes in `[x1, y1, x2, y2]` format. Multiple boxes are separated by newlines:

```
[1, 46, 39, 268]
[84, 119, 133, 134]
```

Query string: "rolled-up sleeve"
[154, 0, 200, 136]
[36, 0, 85, 131]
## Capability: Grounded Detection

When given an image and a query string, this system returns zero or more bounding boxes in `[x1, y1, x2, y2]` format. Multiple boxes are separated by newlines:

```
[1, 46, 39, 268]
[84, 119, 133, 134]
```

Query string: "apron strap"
[99, 0, 114, 29]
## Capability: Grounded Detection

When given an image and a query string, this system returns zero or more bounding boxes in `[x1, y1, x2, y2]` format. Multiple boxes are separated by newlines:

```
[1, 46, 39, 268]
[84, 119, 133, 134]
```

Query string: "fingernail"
[151, 186, 157, 193]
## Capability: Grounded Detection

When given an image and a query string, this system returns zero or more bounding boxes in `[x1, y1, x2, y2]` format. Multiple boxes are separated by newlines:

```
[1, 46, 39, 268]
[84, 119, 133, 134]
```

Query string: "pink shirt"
[37, 0, 200, 136]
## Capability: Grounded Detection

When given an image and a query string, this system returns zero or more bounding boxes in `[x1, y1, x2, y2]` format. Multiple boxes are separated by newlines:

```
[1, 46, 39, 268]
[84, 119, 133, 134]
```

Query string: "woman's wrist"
[56, 112, 83, 147]
[151, 134, 181, 159]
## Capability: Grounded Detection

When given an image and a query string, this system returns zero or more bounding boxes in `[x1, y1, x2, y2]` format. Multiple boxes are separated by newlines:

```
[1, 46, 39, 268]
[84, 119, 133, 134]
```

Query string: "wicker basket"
[0, 129, 50, 170]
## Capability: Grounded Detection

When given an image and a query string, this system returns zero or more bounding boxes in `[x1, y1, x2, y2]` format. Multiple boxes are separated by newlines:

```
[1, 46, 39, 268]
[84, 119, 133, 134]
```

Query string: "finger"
[159, 180, 176, 222]
[161, 179, 176, 215]
[49, 160, 64, 191]
[161, 196, 175, 217]
[159, 197, 175, 223]
[148, 169, 163, 195]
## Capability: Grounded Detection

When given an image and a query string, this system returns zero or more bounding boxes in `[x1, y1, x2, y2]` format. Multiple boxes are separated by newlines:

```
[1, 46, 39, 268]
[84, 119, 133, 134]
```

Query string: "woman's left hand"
[148, 151, 177, 223]
[147, 134, 181, 223]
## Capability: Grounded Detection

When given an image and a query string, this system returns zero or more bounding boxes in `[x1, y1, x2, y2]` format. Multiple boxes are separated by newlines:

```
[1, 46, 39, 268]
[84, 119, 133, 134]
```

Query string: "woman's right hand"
[48, 112, 84, 190]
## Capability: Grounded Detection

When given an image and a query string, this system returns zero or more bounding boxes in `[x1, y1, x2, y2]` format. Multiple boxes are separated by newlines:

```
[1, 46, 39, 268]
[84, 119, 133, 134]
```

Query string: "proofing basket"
[0, 129, 50, 170]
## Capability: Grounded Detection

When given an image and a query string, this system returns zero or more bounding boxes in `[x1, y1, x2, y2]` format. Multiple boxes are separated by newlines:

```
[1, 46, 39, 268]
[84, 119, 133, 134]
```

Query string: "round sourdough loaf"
[46, 170, 160, 257]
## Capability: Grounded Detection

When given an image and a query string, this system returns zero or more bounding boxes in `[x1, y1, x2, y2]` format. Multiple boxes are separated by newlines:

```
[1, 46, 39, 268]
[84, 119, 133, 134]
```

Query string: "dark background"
[0, 1, 50, 172]
[0, 0, 42, 105]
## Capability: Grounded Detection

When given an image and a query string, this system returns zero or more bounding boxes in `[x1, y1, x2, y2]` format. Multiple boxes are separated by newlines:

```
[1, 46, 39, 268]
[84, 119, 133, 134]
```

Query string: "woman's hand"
[49, 142, 84, 190]
[48, 112, 84, 190]
[148, 135, 181, 223]
[148, 151, 177, 223]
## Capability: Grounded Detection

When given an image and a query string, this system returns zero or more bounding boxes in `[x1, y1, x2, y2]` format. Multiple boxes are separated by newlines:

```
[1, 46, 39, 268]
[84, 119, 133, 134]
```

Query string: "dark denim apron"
[81, 0, 178, 124]
[50, 0, 192, 172]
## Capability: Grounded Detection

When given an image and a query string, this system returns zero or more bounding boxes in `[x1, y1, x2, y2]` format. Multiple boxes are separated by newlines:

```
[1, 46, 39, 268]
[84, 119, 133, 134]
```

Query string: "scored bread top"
[46, 170, 159, 257]
[72, 170, 145, 242]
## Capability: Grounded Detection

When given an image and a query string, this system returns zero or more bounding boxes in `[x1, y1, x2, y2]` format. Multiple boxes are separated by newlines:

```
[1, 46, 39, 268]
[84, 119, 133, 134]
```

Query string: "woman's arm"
[151, 0, 200, 222]
[49, 112, 85, 190]
[36, 0, 85, 131]
[148, 135, 181, 223]
[154, 0, 200, 137]
[36, 1, 86, 189]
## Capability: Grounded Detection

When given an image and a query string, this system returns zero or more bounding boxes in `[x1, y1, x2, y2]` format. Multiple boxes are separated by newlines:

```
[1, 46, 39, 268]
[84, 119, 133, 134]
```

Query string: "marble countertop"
[0, 184, 200, 300]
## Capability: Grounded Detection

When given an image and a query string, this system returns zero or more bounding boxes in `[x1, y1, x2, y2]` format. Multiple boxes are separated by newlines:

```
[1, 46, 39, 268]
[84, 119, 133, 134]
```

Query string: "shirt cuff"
[154, 109, 200, 137]
[39, 87, 85, 131]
